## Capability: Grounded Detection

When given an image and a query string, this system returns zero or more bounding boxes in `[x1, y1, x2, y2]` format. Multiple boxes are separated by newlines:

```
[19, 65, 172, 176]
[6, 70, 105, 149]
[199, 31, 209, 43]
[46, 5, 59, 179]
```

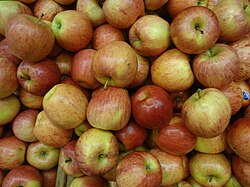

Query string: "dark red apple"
[41, 167, 57, 187]
[170, 90, 191, 112]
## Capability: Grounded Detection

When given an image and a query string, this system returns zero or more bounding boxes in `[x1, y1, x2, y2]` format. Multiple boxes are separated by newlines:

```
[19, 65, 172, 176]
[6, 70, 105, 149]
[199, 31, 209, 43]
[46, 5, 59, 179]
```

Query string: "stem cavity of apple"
[65, 158, 72, 163]
[37, 13, 45, 24]
[195, 26, 204, 34]
[98, 153, 107, 160]
[197, 88, 202, 99]
[146, 163, 151, 171]
[104, 78, 110, 90]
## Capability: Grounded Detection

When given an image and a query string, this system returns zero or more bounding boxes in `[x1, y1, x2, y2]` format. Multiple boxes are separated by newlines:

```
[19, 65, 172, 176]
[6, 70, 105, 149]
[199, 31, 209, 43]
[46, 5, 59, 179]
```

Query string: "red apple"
[145, 0, 169, 10]
[18, 87, 43, 109]
[54, 0, 76, 5]
[70, 176, 109, 187]
[131, 84, 173, 129]
[41, 168, 57, 187]
[0, 38, 21, 65]
[170, 90, 191, 112]
[54, 50, 73, 75]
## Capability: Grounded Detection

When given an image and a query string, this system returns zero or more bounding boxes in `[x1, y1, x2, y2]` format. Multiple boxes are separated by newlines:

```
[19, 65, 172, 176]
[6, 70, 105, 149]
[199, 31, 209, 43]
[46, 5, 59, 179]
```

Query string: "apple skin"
[185, 176, 203, 187]
[75, 128, 119, 176]
[0, 136, 27, 170]
[189, 152, 231, 187]
[18, 87, 43, 109]
[74, 120, 93, 137]
[92, 41, 138, 88]
[41, 168, 57, 187]
[116, 151, 162, 187]
[144, 0, 168, 10]
[92, 23, 126, 50]
[170, 6, 220, 54]
[0, 169, 3, 186]
[131, 84, 173, 129]
[103, 0, 145, 29]
[87, 86, 131, 131]
[71, 49, 101, 89]
[51, 10, 93, 52]
[153, 114, 197, 155]
[181, 88, 231, 138]
[70, 176, 109, 187]
[55, 50, 73, 75]
[33, 111, 73, 147]
[170, 90, 191, 112]
[150, 148, 189, 186]
[129, 15, 171, 57]
[0, 56, 19, 99]
[224, 174, 242, 187]
[2, 165, 43, 187]
[236, 80, 250, 108]
[151, 48, 194, 92]
[227, 117, 250, 162]
[54, 0, 76, 5]
[192, 43, 240, 89]
[59, 140, 84, 177]
[231, 154, 250, 187]
[6, 14, 55, 62]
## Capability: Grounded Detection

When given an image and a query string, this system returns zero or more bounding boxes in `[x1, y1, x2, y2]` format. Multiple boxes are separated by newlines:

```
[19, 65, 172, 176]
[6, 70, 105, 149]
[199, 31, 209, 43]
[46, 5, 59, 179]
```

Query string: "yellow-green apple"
[185, 176, 203, 187]
[0, 94, 20, 126]
[236, 80, 250, 107]
[224, 174, 243, 187]
[150, 148, 189, 186]
[0, 1, 32, 36]
[114, 119, 148, 151]
[102, 0, 144, 29]
[74, 120, 93, 137]
[194, 130, 227, 154]
[129, 15, 171, 57]
[144, 0, 168, 10]
[76, 0, 106, 27]
[92, 23, 126, 50]
[212, 0, 250, 42]
[0, 38, 21, 65]
[75, 128, 119, 176]
[71, 49, 101, 89]
[0, 136, 27, 170]
[5, 14, 55, 62]
[26, 141, 60, 171]
[170, 6, 220, 54]
[151, 48, 194, 92]
[193, 43, 240, 89]
[181, 88, 231, 138]
[17, 58, 61, 96]
[220, 81, 244, 115]
[55, 51, 73, 75]
[131, 84, 173, 129]
[2, 165, 42, 187]
[43, 84, 88, 129]
[33, 0, 64, 22]
[51, 10, 93, 52]
[116, 151, 162, 187]
[87, 87, 131, 130]
[12, 109, 39, 142]
[227, 117, 250, 162]
[0, 56, 19, 98]
[166, 0, 208, 18]
[41, 168, 57, 187]
[18, 87, 43, 109]
[59, 140, 84, 177]
[189, 152, 231, 187]
[92, 41, 138, 88]
[170, 90, 191, 112]
[229, 33, 250, 81]
[153, 114, 196, 155]
[33, 111, 73, 147]
[231, 154, 250, 187]
[70, 176, 109, 187]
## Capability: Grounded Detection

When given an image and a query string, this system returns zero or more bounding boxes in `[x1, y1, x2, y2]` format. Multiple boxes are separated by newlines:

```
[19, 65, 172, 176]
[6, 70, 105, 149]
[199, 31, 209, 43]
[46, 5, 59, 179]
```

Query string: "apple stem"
[208, 175, 213, 183]
[37, 13, 45, 24]
[197, 88, 202, 99]
[195, 27, 204, 34]
[104, 78, 110, 90]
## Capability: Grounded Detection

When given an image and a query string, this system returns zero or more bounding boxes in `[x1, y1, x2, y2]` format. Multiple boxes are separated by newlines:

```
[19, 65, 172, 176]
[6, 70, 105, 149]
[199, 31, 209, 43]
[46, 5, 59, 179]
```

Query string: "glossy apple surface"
[55, 50, 73, 75]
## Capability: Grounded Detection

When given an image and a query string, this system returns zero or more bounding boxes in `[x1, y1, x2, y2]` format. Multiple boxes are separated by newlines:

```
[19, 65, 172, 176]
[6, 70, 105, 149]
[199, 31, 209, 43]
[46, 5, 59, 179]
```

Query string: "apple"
[116, 151, 162, 187]
[236, 80, 250, 107]
[129, 15, 171, 57]
[170, 6, 220, 54]
[70, 176, 109, 187]
[74, 120, 93, 137]
[0, 94, 20, 126]
[227, 117, 250, 162]
[189, 152, 231, 187]
[26, 141, 60, 171]
[76, 0, 106, 27]
[131, 84, 173, 129]
[170, 90, 191, 112]
[192, 43, 240, 89]
[207, 0, 221, 9]
[224, 174, 243, 187]
[17, 58, 61, 96]
[51, 10, 93, 52]
[33, 111, 73, 147]
[5, 14, 55, 62]
[54, 0, 76, 5]
[33, 0, 64, 22]
[231, 154, 250, 187]
[55, 50, 73, 75]
[185, 176, 203, 187]
[43, 84, 89, 129]
[92, 41, 138, 88]
[0, 56, 19, 98]
[41, 168, 57, 187]
[87, 86, 131, 131]
[0, 136, 27, 170]
[71, 49, 101, 89]
[144, 0, 168, 10]
[92, 23, 126, 50]
[18, 87, 43, 109]
[0, 1, 32, 36]
[2, 165, 42, 187]
[75, 128, 119, 176]
[151, 48, 194, 92]
[102, 0, 145, 29]
[153, 114, 197, 155]
[212, 0, 250, 42]
[181, 88, 231, 138]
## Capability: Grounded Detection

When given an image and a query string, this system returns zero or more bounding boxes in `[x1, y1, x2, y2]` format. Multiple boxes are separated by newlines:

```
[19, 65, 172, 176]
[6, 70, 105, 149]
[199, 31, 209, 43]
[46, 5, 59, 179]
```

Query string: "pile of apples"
[0, 0, 250, 186]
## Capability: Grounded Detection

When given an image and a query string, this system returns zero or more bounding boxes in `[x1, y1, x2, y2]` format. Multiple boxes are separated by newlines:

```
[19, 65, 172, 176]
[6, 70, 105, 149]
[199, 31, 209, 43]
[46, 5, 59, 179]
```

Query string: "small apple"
[41, 168, 57, 187]
[170, 90, 191, 112]
[55, 50, 73, 75]
[54, 0, 76, 5]
[74, 120, 93, 137]
[224, 174, 243, 187]
[18, 87, 43, 109]
[144, 0, 168, 10]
